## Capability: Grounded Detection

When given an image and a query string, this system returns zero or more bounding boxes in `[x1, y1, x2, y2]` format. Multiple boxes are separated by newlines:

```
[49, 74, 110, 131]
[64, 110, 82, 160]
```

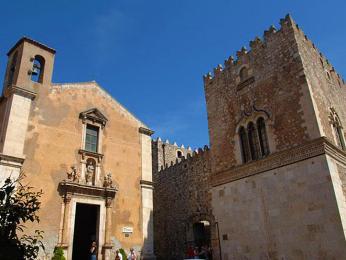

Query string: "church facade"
[0, 38, 155, 259]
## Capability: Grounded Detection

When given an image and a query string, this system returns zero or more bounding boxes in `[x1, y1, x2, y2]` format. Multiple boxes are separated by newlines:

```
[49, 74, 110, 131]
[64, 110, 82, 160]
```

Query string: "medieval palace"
[0, 14, 345, 260]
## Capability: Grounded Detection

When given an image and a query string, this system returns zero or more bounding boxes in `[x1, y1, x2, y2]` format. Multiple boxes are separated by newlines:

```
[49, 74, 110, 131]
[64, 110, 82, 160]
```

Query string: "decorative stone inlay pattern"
[212, 137, 346, 187]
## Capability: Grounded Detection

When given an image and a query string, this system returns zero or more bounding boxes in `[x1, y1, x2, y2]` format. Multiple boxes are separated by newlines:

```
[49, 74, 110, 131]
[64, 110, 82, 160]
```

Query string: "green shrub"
[52, 247, 65, 260]
[119, 248, 127, 260]
[0, 173, 44, 260]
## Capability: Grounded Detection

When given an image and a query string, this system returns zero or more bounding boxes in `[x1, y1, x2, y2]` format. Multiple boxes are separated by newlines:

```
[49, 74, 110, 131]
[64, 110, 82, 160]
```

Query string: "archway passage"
[72, 203, 99, 260]
[193, 221, 211, 247]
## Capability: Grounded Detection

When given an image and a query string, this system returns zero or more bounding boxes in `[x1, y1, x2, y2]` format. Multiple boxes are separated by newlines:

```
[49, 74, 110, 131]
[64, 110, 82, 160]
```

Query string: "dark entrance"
[193, 221, 211, 247]
[72, 203, 99, 260]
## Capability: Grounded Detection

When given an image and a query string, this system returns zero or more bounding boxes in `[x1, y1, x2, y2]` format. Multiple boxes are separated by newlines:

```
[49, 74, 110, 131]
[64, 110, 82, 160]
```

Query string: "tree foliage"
[0, 173, 44, 260]
[119, 248, 127, 260]
[52, 247, 65, 260]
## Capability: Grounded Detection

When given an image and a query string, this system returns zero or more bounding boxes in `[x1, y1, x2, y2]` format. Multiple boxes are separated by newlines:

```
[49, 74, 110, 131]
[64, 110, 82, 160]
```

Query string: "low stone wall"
[152, 140, 217, 260]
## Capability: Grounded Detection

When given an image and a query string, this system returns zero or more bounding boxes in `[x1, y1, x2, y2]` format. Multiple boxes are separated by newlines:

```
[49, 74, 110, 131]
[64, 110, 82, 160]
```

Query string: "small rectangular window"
[85, 125, 99, 152]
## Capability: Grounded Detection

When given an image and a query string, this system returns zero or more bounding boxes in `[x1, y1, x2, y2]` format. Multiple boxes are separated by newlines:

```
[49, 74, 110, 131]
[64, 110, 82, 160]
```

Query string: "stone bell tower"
[0, 37, 55, 181]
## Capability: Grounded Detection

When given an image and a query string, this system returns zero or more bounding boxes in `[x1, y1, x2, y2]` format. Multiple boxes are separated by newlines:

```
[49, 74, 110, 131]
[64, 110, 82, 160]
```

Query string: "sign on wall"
[122, 226, 133, 234]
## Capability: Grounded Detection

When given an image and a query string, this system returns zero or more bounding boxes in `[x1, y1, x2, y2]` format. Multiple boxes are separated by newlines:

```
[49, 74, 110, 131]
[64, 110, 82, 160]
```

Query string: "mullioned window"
[239, 117, 270, 163]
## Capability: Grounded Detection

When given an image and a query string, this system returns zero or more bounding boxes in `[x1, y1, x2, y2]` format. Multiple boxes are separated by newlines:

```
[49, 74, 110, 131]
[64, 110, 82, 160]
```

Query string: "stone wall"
[152, 139, 216, 260]
[204, 15, 321, 174]
[291, 31, 346, 240]
[152, 138, 193, 173]
[293, 22, 346, 144]
[212, 151, 346, 259]
[206, 14, 346, 260]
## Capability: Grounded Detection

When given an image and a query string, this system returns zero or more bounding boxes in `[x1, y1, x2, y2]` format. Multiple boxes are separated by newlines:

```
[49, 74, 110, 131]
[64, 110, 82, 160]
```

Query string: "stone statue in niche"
[86, 159, 95, 185]
[66, 166, 80, 183]
[103, 172, 113, 188]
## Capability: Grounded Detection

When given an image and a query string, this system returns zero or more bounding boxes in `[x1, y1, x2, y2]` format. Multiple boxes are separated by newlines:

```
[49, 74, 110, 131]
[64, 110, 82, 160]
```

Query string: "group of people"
[90, 241, 138, 260]
[186, 245, 212, 259]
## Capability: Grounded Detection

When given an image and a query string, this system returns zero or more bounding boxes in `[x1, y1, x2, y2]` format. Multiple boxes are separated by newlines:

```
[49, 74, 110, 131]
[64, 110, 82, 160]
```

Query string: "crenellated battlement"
[153, 137, 193, 151]
[203, 14, 345, 86]
[203, 14, 296, 84]
[159, 144, 209, 171]
[152, 137, 209, 173]
[295, 25, 345, 85]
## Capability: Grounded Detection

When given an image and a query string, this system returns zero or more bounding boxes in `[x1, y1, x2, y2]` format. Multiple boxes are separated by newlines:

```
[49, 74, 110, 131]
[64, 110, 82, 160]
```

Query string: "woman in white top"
[127, 248, 137, 260]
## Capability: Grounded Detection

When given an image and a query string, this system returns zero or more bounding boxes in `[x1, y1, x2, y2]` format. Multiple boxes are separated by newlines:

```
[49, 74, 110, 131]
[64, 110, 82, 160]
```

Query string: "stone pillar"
[103, 197, 113, 260]
[139, 127, 156, 260]
[0, 87, 36, 182]
[96, 162, 101, 186]
[60, 193, 72, 254]
[57, 197, 66, 245]
[81, 161, 86, 184]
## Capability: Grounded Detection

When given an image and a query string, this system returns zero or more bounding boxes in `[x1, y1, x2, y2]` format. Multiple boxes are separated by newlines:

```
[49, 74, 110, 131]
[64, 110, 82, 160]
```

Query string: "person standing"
[127, 248, 137, 260]
[90, 241, 97, 260]
[193, 247, 199, 259]
[115, 249, 123, 260]
[187, 245, 194, 258]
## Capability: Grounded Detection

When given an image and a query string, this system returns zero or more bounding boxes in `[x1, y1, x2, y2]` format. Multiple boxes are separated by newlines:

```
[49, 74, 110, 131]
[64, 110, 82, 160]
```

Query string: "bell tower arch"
[3, 37, 55, 89]
[0, 37, 55, 181]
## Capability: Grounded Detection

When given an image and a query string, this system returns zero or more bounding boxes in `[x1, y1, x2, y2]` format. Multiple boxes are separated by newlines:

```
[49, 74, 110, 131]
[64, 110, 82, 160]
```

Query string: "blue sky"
[1, 1, 345, 149]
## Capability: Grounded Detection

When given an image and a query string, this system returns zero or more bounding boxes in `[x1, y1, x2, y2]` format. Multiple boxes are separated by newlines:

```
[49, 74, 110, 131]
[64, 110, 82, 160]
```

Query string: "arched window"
[326, 71, 331, 80]
[239, 67, 248, 82]
[31, 55, 45, 83]
[335, 126, 344, 149]
[7, 51, 18, 86]
[247, 122, 261, 160]
[320, 58, 324, 68]
[257, 117, 270, 156]
[333, 119, 346, 150]
[239, 126, 251, 163]
[177, 150, 183, 158]
[330, 108, 346, 151]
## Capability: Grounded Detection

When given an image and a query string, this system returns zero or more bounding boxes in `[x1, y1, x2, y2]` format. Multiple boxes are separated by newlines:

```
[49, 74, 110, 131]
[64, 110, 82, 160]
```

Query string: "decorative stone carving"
[105, 197, 113, 208]
[86, 160, 95, 185]
[329, 106, 341, 127]
[103, 172, 113, 188]
[235, 103, 271, 129]
[66, 166, 80, 183]
[79, 108, 108, 128]
[63, 193, 72, 204]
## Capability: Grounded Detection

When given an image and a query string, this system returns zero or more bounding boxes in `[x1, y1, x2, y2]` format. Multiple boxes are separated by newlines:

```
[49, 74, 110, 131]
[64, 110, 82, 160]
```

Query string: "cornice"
[323, 139, 346, 164]
[4, 85, 37, 100]
[140, 179, 154, 189]
[79, 108, 108, 127]
[58, 180, 117, 198]
[78, 149, 104, 161]
[211, 137, 346, 187]
[0, 153, 25, 168]
[139, 127, 154, 136]
[7, 37, 56, 56]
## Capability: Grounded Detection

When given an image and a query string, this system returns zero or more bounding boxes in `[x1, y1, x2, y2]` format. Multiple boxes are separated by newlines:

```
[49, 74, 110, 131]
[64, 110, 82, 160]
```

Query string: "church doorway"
[193, 220, 211, 247]
[72, 203, 100, 260]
